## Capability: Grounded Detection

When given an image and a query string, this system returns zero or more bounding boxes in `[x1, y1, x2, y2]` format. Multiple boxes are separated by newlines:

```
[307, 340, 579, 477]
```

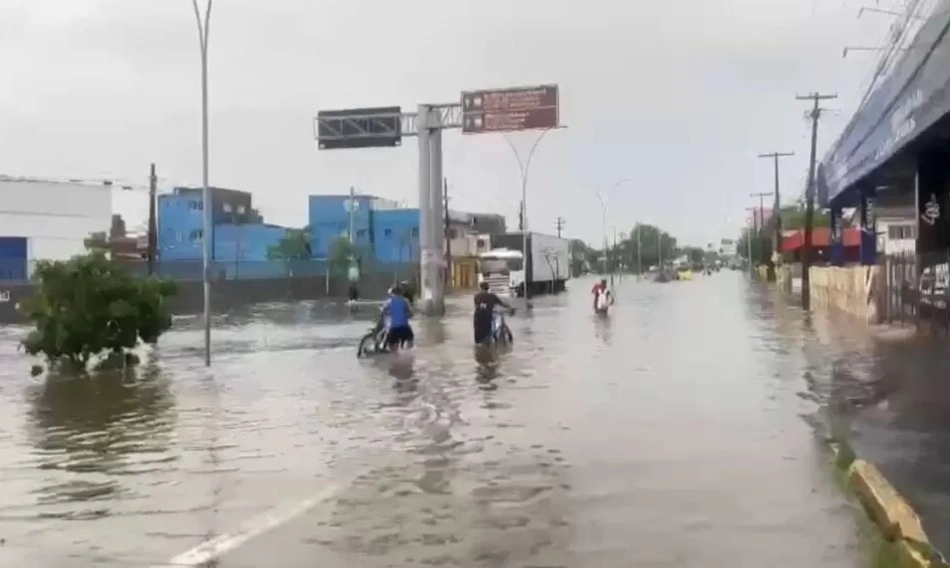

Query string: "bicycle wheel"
[357, 333, 377, 358]
[502, 325, 514, 345]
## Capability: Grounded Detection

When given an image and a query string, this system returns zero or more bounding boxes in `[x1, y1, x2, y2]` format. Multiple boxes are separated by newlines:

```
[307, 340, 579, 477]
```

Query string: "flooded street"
[0, 272, 874, 567]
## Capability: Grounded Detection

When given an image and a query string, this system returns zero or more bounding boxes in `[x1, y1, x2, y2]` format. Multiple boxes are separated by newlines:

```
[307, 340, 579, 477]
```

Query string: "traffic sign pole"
[315, 84, 561, 317]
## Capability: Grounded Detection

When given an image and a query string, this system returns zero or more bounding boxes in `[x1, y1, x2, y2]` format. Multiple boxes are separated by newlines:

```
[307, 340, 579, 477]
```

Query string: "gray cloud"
[0, 0, 895, 245]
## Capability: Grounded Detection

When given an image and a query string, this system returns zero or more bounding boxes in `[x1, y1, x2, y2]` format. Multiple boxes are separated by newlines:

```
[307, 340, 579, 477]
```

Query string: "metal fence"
[876, 250, 950, 333]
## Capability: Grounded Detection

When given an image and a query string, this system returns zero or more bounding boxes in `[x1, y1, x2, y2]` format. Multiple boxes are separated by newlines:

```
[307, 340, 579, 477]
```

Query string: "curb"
[829, 442, 948, 568]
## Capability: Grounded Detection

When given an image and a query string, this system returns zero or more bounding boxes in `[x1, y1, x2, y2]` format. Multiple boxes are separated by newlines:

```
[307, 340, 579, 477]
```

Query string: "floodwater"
[798, 308, 950, 558]
[0, 272, 878, 567]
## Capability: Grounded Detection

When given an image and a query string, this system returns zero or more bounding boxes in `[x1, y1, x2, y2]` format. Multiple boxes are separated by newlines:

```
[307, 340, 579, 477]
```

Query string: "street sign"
[316, 106, 402, 150]
[460, 85, 559, 134]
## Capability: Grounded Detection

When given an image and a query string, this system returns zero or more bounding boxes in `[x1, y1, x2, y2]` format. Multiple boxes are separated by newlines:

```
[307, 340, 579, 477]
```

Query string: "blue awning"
[819, 4, 950, 205]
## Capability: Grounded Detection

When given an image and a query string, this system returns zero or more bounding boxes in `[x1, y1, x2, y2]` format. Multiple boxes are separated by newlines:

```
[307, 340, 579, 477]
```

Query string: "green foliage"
[17, 251, 177, 372]
[601, 224, 678, 273]
[681, 246, 705, 264]
[266, 228, 312, 262]
[328, 237, 361, 278]
[84, 231, 109, 252]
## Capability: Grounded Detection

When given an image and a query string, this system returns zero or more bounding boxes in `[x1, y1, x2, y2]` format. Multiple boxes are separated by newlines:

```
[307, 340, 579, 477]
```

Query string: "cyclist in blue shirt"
[382, 285, 414, 350]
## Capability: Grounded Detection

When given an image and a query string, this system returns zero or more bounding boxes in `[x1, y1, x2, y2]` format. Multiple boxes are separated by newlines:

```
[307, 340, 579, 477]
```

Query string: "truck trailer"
[478, 232, 570, 297]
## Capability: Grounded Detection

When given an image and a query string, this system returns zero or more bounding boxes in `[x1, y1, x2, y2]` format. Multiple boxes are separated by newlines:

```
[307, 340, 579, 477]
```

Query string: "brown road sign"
[461, 85, 559, 134]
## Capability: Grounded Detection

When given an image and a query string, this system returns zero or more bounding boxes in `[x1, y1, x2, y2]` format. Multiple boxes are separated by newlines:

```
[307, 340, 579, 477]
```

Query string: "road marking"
[155, 484, 340, 567]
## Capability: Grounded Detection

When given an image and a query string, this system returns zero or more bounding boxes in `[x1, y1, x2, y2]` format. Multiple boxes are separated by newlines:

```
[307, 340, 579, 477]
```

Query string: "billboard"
[461, 85, 559, 134]
[316, 106, 402, 150]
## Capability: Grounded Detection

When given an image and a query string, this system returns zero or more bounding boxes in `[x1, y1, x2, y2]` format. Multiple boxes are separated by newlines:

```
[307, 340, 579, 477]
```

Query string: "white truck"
[477, 232, 570, 297]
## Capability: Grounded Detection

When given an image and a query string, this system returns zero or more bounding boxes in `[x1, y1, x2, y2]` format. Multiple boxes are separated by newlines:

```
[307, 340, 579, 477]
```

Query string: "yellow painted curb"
[847, 459, 929, 545]
[895, 539, 934, 568]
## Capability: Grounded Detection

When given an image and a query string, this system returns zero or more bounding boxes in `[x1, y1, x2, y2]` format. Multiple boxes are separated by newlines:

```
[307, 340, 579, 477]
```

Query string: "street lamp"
[191, 0, 213, 367]
[505, 126, 565, 308]
[595, 178, 632, 276]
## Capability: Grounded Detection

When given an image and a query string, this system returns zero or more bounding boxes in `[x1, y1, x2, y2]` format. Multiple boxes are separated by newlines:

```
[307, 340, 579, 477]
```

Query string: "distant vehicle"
[478, 232, 571, 297]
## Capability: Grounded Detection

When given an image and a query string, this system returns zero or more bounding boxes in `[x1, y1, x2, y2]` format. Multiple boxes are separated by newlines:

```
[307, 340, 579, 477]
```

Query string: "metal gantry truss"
[312, 103, 462, 143]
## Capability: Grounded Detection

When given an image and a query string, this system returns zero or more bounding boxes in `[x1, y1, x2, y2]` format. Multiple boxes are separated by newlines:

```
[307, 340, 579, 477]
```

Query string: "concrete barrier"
[809, 265, 878, 323]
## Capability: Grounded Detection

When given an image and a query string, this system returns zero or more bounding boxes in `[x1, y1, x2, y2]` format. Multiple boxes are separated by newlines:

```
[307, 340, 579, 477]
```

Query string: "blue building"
[371, 209, 419, 264]
[158, 186, 263, 261]
[213, 223, 293, 278]
[307, 194, 397, 258]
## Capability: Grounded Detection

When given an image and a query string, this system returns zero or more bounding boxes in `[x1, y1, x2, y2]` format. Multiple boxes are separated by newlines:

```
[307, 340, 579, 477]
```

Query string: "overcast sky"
[0, 0, 901, 246]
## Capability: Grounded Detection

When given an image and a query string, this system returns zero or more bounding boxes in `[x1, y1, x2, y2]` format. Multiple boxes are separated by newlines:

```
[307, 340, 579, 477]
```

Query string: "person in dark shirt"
[473, 281, 513, 345]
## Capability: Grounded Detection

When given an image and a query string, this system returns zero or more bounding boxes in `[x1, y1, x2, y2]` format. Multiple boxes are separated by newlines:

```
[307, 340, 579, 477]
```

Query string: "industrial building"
[0, 174, 507, 285]
[0, 176, 113, 281]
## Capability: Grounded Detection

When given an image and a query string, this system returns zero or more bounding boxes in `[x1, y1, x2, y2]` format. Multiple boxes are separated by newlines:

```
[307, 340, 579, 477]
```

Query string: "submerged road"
[0, 272, 873, 567]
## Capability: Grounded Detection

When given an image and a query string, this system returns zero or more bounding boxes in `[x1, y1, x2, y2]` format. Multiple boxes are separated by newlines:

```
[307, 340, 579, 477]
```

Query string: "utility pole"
[147, 163, 157, 276]
[348, 185, 356, 243]
[745, 206, 757, 276]
[443, 177, 451, 292]
[758, 151, 794, 277]
[797, 91, 837, 310]
[555, 216, 565, 238]
[750, 191, 773, 268]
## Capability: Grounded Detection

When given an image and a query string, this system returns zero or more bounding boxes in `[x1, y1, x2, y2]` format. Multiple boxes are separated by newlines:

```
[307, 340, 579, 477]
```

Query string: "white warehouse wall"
[0, 178, 113, 274]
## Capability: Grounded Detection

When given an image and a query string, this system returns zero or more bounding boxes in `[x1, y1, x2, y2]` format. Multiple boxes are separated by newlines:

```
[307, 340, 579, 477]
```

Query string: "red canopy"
[781, 227, 861, 253]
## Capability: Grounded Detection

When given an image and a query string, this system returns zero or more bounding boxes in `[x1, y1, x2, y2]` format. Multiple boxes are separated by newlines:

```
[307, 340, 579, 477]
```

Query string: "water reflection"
[23, 357, 174, 516]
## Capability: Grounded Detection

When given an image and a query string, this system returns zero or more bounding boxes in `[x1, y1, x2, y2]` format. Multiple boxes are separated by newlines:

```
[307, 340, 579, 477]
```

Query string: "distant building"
[0, 176, 112, 281]
[158, 186, 267, 262]
[308, 193, 500, 265]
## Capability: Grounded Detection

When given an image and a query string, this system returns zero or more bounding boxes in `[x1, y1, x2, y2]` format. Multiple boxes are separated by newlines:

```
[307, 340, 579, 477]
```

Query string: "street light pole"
[595, 178, 632, 278]
[191, 0, 213, 367]
[504, 127, 562, 308]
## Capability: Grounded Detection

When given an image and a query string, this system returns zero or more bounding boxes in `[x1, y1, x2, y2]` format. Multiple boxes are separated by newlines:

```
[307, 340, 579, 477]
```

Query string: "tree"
[606, 224, 678, 273]
[681, 246, 705, 264]
[266, 228, 312, 275]
[84, 231, 109, 253]
[328, 237, 361, 278]
[18, 251, 177, 374]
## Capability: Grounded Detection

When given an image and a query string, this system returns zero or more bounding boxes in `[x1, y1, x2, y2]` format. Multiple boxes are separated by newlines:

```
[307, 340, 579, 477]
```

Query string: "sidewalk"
[809, 312, 950, 556]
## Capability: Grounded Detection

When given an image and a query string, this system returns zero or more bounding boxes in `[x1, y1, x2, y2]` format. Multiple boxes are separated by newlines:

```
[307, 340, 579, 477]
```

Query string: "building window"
[189, 200, 203, 211]
[356, 229, 367, 238]
[384, 228, 393, 237]
[887, 224, 915, 240]
[176, 230, 183, 243]
[237, 205, 246, 215]
[410, 227, 419, 237]
[189, 229, 204, 241]
[223, 203, 232, 213]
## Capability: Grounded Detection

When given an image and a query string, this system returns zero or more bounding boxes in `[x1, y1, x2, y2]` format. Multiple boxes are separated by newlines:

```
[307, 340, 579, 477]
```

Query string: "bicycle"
[357, 316, 390, 358]
[490, 308, 515, 346]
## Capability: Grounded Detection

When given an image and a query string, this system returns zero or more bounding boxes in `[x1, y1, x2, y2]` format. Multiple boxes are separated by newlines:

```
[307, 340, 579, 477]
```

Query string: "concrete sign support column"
[416, 105, 434, 312]
[830, 206, 845, 266]
[315, 84, 560, 317]
[427, 106, 446, 314]
[859, 185, 877, 265]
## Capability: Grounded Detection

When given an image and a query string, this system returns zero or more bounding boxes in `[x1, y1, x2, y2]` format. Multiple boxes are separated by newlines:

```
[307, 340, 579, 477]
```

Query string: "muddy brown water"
[0, 273, 886, 566]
